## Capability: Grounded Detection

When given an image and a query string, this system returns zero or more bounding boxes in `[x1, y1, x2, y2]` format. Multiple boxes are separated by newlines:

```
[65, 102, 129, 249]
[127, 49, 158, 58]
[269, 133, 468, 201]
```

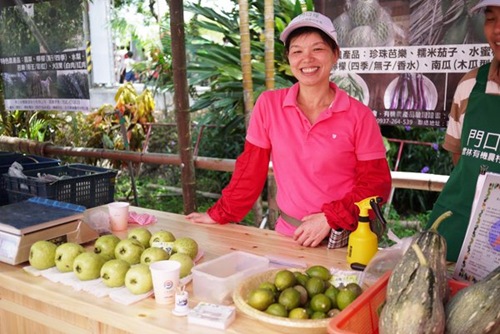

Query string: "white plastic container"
[191, 251, 270, 305]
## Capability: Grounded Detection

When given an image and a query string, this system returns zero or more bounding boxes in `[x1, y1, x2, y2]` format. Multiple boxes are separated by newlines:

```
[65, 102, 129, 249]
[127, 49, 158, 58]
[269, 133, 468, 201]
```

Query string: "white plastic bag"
[8, 161, 27, 178]
[361, 229, 415, 286]
[83, 207, 111, 234]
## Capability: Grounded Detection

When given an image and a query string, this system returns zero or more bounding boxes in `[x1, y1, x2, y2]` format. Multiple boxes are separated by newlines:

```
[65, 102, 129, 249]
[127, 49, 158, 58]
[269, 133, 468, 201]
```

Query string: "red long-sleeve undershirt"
[207, 140, 392, 230]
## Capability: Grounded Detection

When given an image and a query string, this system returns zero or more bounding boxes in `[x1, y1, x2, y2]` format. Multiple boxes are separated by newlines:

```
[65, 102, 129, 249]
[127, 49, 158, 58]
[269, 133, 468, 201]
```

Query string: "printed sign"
[0, 0, 90, 112]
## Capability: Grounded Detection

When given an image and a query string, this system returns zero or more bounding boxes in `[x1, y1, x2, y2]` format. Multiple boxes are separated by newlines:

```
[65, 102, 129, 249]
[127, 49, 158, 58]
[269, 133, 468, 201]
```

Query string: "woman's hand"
[293, 212, 331, 247]
[185, 212, 217, 224]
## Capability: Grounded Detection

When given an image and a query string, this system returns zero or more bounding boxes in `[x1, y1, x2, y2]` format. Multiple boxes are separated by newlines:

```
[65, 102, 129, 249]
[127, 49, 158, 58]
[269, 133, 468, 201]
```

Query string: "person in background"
[116, 46, 128, 84]
[186, 12, 392, 248]
[124, 51, 136, 83]
[427, 0, 500, 262]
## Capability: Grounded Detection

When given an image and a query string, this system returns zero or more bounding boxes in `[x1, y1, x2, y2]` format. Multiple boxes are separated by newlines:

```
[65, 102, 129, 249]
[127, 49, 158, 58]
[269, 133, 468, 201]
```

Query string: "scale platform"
[0, 197, 99, 265]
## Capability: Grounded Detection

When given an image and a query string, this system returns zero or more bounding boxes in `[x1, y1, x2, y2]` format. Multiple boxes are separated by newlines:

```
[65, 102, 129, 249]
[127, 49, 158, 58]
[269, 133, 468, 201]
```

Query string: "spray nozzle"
[355, 196, 381, 218]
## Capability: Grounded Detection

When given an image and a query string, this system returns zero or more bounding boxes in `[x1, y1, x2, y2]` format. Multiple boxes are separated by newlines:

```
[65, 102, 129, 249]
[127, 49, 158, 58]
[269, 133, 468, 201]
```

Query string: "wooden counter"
[0, 206, 349, 334]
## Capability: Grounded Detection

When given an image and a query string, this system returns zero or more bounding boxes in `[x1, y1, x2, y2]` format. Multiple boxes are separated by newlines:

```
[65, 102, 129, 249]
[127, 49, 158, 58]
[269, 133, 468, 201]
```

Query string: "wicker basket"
[232, 268, 330, 334]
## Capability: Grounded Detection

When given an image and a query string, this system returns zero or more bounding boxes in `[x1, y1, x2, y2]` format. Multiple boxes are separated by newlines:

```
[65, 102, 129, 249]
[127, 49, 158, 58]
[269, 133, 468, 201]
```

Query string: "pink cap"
[279, 11, 337, 44]
[470, 0, 500, 12]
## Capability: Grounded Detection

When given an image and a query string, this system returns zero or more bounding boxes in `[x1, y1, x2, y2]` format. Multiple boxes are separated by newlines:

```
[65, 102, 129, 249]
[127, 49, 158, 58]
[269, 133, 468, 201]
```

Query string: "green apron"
[427, 63, 500, 262]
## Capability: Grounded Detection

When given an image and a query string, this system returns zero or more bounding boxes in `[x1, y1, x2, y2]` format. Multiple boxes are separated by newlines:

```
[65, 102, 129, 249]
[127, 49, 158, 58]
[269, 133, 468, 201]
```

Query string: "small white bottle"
[172, 290, 189, 316]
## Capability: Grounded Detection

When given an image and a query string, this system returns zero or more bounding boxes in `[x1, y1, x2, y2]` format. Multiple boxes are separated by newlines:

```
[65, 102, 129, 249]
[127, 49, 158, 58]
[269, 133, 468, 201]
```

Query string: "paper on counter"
[41, 268, 74, 283]
[23, 259, 197, 305]
[23, 265, 43, 276]
[109, 287, 153, 305]
[187, 302, 236, 330]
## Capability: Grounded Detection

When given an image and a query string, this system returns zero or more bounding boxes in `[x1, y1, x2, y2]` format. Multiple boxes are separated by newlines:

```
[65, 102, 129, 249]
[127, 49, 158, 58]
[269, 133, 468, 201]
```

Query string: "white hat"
[279, 11, 337, 44]
[470, 0, 500, 12]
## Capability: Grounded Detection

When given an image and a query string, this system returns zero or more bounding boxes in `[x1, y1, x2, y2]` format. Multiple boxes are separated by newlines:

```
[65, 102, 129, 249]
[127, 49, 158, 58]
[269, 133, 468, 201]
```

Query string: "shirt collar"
[283, 82, 351, 113]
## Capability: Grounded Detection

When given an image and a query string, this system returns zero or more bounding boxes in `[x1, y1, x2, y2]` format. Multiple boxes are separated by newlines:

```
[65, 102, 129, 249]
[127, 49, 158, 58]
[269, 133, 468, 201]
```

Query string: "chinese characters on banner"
[327, 0, 491, 128]
[0, 0, 90, 112]
[333, 44, 492, 128]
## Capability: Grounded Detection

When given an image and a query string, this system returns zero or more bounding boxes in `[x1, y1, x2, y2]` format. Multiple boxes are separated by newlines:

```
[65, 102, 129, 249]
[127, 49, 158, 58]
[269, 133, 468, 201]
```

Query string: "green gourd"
[386, 211, 452, 304]
[379, 243, 445, 334]
[444, 265, 500, 334]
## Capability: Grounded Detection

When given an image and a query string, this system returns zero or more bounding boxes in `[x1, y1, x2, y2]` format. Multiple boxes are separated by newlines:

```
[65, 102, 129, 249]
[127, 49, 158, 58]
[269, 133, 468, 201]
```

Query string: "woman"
[186, 12, 391, 248]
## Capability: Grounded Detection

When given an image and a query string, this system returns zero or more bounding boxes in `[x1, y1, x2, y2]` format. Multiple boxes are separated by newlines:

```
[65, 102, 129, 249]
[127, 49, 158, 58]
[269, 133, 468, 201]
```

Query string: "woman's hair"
[284, 27, 339, 57]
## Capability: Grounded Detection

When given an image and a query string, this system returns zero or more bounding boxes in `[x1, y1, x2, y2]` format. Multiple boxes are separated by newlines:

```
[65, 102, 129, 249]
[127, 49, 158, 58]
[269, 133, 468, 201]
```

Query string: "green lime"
[344, 282, 363, 298]
[278, 287, 301, 311]
[274, 270, 297, 291]
[324, 285, 340, 309]
[288, 307, 309, 319]
[310, 293, 332, 313]
[305, 276, 325, 297]
[247, 288, 275, 311]
[306, 265, 332, 281]
[311, 311, 327, 319]
[294, 272, 309, 287]
[259, 281, 278, 294]
[336, 289, 358, 311]
[265, 303, 288, 317]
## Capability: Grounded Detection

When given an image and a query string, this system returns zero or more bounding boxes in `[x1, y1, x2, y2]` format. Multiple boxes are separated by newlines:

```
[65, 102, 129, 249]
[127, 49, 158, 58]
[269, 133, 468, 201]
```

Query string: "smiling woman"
[186, 11, 392, 252]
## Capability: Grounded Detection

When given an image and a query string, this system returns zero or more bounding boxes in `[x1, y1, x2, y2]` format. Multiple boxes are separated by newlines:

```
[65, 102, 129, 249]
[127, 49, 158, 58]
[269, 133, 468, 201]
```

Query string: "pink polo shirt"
[246, 82, 386, 235]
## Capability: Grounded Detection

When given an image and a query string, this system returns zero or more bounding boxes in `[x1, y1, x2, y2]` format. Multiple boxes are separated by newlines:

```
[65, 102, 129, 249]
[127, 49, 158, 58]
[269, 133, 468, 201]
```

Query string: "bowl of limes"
[232, 266, 362, 334]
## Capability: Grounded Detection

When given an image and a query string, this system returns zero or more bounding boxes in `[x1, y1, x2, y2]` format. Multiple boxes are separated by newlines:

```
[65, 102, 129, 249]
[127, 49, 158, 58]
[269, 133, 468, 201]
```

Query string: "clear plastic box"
[191, 251, 270, 305]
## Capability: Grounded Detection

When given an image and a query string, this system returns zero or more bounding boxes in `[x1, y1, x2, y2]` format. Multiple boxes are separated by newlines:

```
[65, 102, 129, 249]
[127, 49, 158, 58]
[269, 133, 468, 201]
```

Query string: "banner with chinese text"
[328, 0, 490, 128]
[0, 0, 90, 112]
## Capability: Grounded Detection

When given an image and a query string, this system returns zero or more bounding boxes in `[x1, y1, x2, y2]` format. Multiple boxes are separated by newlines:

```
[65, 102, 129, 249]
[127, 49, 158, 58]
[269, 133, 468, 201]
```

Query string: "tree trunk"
[239, 0, 254, 128]
[169, 0, 197, 214]
[238, 0, 263, 225]
[264, 0, 275, 91]
[264, 0, 278, 227]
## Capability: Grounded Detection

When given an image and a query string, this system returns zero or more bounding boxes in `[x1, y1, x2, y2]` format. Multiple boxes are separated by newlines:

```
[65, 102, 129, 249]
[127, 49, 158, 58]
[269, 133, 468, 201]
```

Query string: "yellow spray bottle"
[346, 196, 380, 269]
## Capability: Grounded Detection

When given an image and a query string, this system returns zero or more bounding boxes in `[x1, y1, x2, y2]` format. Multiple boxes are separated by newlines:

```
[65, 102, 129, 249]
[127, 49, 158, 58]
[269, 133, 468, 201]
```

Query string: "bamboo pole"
[0, 136, 449, 191]
[0, 136, 235, 171]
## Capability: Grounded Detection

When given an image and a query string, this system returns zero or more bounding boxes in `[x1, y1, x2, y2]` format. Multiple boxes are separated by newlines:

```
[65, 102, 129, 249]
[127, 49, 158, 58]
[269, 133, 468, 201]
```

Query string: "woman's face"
[484, 6, 500, 61]
[287, 31, 338, 87]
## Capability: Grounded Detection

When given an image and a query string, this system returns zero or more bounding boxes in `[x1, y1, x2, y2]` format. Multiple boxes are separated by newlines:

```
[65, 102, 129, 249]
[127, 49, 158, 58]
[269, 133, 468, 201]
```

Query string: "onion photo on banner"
[326, 0, 491, 128]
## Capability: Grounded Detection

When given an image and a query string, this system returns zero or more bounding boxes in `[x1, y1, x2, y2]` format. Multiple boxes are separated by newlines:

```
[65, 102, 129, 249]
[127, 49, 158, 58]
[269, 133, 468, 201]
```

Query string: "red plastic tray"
[327, 271, 469, 334]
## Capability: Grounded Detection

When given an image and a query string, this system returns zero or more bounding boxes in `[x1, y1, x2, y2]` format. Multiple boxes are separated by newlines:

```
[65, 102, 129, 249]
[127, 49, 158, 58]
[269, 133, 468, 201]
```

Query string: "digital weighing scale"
[0, 197, 99, 265]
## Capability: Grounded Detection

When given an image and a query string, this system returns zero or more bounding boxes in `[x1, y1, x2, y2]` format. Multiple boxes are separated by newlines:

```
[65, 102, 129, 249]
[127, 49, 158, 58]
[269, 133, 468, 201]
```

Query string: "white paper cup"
[150, 260, 181, 305]
[108, 201, 130, 231]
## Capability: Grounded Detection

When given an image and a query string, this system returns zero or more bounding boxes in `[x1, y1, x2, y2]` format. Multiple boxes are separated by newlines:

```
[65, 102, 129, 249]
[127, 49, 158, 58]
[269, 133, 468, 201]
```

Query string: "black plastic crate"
[3, 164, 117, 208]
[0, 153, 61, 206]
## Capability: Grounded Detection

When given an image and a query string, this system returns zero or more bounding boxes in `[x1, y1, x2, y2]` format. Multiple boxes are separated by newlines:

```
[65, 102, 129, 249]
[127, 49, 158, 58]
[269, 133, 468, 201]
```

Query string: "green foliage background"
[0, 0, 452, 234]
